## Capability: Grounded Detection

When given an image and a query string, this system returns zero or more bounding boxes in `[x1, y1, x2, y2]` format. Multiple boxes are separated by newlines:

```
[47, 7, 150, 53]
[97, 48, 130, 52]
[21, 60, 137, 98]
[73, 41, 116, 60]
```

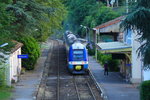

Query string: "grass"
[0, 86, 12, 100]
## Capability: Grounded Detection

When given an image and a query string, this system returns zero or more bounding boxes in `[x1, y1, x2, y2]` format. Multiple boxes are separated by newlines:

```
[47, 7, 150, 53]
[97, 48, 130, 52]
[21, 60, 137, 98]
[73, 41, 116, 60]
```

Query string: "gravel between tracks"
[36, 40, 102, 100]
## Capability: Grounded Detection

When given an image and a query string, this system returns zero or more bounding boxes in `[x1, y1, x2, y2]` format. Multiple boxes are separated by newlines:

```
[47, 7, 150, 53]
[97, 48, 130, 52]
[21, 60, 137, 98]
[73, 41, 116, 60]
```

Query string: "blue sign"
[18, 55, 29, 59]
[126, 64, 132, 67]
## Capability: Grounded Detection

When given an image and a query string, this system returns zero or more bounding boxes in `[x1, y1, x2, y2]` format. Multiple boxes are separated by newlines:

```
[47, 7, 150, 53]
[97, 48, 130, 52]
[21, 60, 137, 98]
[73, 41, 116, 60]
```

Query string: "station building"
[92, 16, 150, 83]
[0, 41, 23, 86]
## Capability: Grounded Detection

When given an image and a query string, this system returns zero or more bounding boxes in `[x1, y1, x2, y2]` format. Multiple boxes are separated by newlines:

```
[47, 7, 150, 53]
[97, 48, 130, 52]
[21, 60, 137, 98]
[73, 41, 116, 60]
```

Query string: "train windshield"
[73, 50, 84, 61]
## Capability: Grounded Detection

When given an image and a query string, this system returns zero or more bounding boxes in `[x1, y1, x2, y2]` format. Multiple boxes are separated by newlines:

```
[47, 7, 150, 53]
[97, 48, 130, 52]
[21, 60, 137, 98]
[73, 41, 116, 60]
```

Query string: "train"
[64, 31, 89, 74]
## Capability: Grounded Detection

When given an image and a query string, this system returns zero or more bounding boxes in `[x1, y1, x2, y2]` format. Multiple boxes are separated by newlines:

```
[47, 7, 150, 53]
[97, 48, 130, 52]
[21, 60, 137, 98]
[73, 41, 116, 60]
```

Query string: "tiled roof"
[11, 40, 23, 53]
[95, 16, 125, 30]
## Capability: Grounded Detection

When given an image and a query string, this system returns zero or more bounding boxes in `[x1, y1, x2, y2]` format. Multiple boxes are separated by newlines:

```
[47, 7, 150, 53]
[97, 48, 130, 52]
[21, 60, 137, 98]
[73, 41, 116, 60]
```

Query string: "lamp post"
[80, 25, 90, 42]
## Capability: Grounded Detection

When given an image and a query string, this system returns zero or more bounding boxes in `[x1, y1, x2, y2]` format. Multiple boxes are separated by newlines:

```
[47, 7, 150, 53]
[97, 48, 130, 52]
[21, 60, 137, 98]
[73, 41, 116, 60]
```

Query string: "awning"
[96, 42, 132, 53]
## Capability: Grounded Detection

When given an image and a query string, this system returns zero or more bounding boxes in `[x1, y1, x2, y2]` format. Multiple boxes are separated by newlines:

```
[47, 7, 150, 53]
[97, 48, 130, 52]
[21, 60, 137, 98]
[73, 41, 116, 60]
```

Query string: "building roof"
[96, 42, 131, 53]
[11, 40, 23, 53]
[94, 16, 125, 30]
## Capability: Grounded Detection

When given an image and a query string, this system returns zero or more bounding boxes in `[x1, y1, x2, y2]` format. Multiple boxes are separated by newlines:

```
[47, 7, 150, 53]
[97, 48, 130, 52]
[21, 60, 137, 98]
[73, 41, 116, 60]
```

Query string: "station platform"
[89, 56, 140, 100]
[11, 39, 53, 100]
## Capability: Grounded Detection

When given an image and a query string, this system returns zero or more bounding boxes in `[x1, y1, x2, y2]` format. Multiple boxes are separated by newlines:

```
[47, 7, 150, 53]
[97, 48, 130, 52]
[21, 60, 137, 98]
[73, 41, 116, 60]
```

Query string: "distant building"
[0, 41, 23, 86]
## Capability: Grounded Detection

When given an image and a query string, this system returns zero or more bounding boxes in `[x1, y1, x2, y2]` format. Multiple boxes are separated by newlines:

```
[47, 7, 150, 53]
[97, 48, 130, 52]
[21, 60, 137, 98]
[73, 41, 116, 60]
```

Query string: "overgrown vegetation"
[0, 0, 67, 71]
[97, 51, 119, 72]
[0, 64, 11, 100]
[0, 68, 6, 86]
[121, 0, 150, 69]
[63, 0, 122, 37]
[0, 86, 12, 100]
[16, 35, 40, 70]
[140, 80, 150, 100]
[87, 46, 119, 72]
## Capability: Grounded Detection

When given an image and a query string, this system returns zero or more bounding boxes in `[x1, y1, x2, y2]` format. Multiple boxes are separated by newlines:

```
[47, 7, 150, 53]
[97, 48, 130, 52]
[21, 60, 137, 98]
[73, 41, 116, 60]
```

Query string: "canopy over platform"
[96, 42, 131, 53]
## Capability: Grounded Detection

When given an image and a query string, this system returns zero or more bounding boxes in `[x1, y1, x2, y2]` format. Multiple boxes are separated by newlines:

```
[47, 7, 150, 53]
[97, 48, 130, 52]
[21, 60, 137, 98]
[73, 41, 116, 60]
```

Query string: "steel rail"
[73, 76, 81, 100]
[86, 82, 97, 100]
[84, 75, 97, 100]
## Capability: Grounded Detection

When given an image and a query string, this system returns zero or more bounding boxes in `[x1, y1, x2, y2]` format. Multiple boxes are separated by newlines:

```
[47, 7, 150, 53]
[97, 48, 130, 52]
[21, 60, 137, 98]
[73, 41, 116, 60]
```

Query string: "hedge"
[17, 36, 40, 70]
[140, 80, 150, 100]
[97, 51, 119, 72]
[0, 68, 6, 86]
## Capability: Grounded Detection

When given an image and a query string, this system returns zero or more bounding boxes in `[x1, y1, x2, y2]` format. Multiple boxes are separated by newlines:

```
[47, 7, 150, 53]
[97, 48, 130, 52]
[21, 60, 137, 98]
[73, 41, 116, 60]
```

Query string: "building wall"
[123, 29, 150, 83]
[143, 69, 150, 81]
[124, 29, 132, 45]
[131, 31, 142, 83]
[9, 48, 22, 83]
[99, 22, 121, 33]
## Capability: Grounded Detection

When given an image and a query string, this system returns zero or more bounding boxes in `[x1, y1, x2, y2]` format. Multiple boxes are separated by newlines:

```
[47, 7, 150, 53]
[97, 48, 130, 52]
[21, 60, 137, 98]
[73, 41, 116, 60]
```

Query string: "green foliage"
[0, 68, 6, 86]
[63, 0, 97, 33]
[87, 47, 95, 56]
[5, 0, 67, 42]
[7, 0, 50, 37]
[0, 86, 12, 100]
[121, 0, 150, 69]
[97, 51, 111, 65]
[0, 0, 67, 71]
[97, 51, 119, 72]
[0, 3, 16, 39]
[16, 36, 40, 70]
[140, 80, 150, 100]
[107, 60, 119, 72]
[83, 3, 120, 28]
[63, 1, 121, 37]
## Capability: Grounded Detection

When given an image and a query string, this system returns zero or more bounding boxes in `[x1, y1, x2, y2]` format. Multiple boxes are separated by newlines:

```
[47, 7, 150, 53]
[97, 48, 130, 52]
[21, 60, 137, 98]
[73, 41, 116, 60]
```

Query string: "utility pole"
[126, 0, 129, 13]
[116, 0, 119, 7]
[80, 25, 90, 43]
[106, 0, 110, 7]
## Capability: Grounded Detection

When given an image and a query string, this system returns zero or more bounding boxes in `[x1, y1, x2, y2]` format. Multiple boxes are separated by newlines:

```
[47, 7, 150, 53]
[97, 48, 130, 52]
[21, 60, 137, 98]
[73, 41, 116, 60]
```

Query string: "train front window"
[73, 50, 84, 61]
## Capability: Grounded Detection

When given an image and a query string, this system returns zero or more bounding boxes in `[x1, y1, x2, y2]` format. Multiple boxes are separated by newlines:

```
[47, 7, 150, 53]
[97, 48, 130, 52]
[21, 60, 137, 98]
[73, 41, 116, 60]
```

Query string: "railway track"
[36, 40, 102, 100]
[73, 75, 100, 100]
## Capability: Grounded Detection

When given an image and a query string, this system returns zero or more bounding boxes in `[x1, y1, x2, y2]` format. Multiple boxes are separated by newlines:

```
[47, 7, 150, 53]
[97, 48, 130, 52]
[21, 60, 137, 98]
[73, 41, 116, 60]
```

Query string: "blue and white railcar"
[68, 42, 88, 74]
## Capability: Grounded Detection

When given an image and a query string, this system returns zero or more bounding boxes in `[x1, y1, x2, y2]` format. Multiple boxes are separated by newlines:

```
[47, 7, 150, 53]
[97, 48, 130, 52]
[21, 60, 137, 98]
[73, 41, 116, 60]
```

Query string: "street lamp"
[80, 25, 90, 42]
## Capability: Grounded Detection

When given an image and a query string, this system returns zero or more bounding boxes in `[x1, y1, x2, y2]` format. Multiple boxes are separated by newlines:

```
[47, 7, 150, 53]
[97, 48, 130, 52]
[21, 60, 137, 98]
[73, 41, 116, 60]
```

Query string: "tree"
[6, 0, 67, 42]
[82, 3, 120, 28]
[63, 0, 97, 33]
[63, 0, 121, 37]
[122, 0, 150, 69]
[7, 0, 51, 40]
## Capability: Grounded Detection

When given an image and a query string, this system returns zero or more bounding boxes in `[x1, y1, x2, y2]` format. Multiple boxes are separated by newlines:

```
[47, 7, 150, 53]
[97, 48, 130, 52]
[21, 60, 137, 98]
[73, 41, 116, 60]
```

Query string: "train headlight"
[69, 62, 72, 64]
[72, 62, 76, 64]
[69, 61, 76, 64]
[81, 61, 88, 64]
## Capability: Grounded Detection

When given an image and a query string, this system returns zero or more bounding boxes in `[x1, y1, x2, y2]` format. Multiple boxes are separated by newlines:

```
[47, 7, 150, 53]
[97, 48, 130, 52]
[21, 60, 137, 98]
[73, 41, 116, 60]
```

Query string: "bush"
[17, 36, 40, 70]
[97, 51, 119, 72]
[140, 80, 150, 100]
[0, 68, 6, 87]
[97, 51, 111, 65]
[107, 60, 119, 72]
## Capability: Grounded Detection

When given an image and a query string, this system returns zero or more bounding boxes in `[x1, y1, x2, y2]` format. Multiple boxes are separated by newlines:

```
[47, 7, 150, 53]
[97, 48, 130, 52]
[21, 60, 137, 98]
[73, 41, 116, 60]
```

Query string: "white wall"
[131, 31, 142, 83]
[131, 31, 150, 82]
[9, 48, 22, 84]
[143, 69, 150, 81]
